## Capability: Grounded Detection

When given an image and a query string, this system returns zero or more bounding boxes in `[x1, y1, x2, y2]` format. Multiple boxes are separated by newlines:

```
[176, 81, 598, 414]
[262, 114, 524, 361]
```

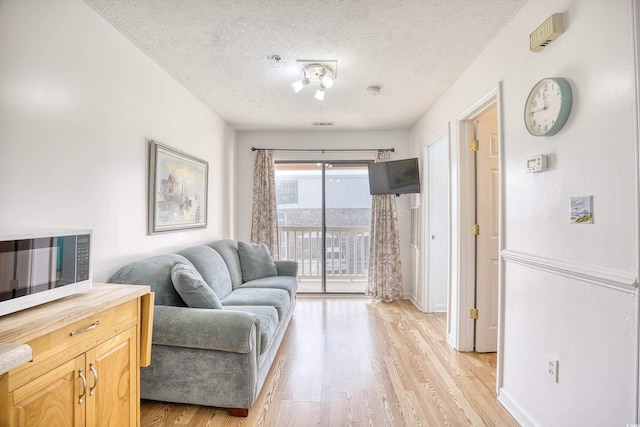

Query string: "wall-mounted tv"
[368, 158, 421, 195]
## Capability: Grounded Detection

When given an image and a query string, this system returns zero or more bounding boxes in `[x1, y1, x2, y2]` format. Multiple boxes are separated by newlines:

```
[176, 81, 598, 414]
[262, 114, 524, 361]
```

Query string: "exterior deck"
[279, 225, 369, 294]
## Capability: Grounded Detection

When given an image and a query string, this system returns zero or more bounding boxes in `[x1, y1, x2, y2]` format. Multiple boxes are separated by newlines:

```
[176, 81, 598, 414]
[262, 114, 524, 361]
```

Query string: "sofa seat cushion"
[223, 306, 278, 354]
[238, 276, 298, 299]
[237, 242, 278, 282]
[171, 261, 223, 309]
[221, 288, 290, 320]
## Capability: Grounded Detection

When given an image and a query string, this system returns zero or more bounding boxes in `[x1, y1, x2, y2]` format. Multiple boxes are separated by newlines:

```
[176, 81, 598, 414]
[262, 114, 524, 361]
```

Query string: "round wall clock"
[524, 77, 573, 137]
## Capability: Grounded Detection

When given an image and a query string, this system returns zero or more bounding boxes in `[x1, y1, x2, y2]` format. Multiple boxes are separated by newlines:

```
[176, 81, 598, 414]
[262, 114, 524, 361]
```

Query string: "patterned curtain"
[250, 150, 279, 259]
[367, 151, 403, 301]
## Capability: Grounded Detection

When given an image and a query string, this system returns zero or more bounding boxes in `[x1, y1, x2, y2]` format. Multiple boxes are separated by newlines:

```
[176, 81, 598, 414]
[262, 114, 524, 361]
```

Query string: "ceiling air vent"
[311, 122, 335, 126]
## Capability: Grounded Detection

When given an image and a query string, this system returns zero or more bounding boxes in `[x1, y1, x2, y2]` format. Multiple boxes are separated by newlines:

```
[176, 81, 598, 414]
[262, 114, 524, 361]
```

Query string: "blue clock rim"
[524, 77, 573, 137]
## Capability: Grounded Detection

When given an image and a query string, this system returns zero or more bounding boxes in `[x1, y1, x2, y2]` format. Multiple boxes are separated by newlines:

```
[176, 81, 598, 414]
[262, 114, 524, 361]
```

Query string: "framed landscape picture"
[148, 140, 208, 234]
[570, 195, 593, 224]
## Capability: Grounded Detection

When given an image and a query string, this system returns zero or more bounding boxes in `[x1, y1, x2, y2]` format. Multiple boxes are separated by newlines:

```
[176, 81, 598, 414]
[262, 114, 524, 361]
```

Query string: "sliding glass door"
[276, 162, 323, 291]
[324, 163, 371, 293]
[275, 162, 371, 294]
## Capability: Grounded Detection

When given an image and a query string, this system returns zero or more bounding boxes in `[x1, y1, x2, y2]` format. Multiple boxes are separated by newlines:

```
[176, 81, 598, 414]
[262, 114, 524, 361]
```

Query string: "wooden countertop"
[0, 283, 152, 373]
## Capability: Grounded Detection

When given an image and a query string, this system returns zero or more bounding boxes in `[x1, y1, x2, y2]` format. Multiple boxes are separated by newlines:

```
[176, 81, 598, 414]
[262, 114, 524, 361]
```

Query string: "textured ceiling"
[84, 0, 527, 131]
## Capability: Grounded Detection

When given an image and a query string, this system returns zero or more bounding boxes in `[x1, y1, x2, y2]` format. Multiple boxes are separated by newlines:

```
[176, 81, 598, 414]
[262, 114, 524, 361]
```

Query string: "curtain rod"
[251, 147, 394, 153]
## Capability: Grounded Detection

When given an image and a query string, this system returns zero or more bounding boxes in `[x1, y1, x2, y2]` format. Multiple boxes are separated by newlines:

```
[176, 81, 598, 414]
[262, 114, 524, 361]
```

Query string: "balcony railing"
[278, 226, 370, 279]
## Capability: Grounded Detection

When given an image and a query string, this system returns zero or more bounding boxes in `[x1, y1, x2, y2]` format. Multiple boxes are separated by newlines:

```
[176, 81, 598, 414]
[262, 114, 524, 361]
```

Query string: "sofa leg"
[227, 407, 249, 417]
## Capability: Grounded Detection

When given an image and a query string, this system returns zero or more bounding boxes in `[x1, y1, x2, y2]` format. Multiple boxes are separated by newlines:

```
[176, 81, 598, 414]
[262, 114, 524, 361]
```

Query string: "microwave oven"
[0, 228, 92, 316]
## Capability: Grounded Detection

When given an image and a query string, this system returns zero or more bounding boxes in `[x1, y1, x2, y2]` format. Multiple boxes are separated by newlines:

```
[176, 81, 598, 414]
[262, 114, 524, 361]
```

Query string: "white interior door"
[426, 137, 449, 312]
[474, 106, 499, 353]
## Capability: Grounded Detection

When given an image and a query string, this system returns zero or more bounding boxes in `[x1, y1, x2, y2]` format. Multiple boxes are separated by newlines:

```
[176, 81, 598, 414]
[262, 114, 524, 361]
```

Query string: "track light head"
[314, 84, 326, 101]
[320, 73, 334, 89]
[291, 78, 310, 93]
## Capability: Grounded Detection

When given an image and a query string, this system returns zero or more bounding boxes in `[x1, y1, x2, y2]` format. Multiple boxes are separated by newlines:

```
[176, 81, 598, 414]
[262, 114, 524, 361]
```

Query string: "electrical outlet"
[547, 357, 559, 383]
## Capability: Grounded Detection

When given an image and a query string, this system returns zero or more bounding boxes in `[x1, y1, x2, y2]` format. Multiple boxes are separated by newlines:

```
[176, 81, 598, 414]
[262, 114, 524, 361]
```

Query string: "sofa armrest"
[152, 305, 259, 354]
[275, 260, 298, 277]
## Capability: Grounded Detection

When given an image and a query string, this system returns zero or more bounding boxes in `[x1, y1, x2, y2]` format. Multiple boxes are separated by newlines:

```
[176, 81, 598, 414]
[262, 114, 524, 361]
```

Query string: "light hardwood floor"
[140, 298, 518, 426]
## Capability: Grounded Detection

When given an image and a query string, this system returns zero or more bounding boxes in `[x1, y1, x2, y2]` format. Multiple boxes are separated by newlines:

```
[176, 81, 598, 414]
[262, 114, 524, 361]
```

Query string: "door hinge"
[470, 140, 479, 152]
[470, 308, 479, 319]
[471, 224, 480, 235]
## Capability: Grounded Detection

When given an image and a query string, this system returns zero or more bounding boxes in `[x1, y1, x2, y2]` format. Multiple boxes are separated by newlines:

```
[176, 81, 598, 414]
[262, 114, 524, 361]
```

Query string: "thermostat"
[527, 154, 548, 173]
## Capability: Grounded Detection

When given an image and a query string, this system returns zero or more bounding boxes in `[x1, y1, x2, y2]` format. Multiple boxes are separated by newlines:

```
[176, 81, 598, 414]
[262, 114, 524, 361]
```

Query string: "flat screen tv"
[368, 158, 421, 195]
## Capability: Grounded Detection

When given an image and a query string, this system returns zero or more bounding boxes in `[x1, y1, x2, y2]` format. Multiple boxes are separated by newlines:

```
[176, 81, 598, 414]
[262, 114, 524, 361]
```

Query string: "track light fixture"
[291, 61, 337, 101]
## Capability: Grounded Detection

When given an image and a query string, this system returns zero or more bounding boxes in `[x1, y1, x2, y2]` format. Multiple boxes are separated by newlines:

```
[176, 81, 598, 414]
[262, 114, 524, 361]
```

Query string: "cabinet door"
[11, 356, 85, 427]
[85, 327, 137, 427]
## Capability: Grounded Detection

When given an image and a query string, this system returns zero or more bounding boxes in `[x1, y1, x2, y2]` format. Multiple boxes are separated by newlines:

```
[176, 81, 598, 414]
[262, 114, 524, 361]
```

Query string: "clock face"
[524, 77, 573, 136]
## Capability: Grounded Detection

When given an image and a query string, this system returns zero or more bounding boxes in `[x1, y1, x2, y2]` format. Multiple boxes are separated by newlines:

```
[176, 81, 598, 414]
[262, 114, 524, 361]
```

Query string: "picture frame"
[570, 195, 593, 224]
[148, 140, 208, 234]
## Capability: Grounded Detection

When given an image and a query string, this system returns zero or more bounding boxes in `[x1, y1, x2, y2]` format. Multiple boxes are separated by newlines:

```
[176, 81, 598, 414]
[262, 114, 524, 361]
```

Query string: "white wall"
[0, 0, 236, 281]
[411, 0, 639, 425]
[235, 131, 415, 295]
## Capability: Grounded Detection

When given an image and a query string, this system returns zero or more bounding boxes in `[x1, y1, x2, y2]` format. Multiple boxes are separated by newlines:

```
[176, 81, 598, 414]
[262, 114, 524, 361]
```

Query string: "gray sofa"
[108, 239, 297, 417]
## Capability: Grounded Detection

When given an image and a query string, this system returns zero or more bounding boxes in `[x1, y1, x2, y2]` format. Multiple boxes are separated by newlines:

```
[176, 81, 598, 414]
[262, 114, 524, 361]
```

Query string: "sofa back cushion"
[178, 246, 233, 300]
[171, 261, 223, 309]
[209, 240, 244, 287]
[108, 253, 189, 306]
[237, 242, 278, 282]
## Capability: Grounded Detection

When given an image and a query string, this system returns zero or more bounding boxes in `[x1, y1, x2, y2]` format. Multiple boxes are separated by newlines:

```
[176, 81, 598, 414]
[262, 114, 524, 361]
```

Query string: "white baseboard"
[433, 303, 447, 312]
[446, 332, 456, 349]
[407, 295, 423, 311]
[406, 297, 447, 314]
[498, 387, 539, 427]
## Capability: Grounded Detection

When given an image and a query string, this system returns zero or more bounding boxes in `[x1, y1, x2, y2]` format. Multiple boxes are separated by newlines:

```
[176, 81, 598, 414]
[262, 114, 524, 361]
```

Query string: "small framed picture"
[148, 140, 208, 234]
[570, 195, 593, 224]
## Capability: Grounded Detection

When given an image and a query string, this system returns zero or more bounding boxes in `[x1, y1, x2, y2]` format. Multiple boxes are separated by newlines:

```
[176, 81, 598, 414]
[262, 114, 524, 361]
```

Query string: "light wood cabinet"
[0, 284, 153, 427]
[11, 355, 84, 426]
[89, 327, 137, 427]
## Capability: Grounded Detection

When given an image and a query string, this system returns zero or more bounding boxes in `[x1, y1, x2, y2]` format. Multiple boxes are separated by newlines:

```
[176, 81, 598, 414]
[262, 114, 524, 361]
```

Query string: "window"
[276, 180, 298, 204]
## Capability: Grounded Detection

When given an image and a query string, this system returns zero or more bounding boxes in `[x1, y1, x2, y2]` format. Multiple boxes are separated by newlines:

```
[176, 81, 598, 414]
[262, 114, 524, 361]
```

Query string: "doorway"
[449, 88, 502, 356]
[274, 161, 372, 294]
[472, 106, 499, 353]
